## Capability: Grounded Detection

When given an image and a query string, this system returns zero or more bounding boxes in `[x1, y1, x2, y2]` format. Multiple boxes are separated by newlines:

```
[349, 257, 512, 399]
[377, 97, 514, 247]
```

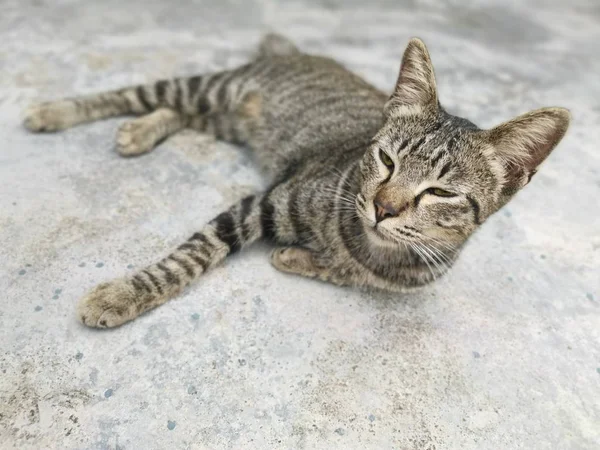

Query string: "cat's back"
[245, 53, 387, 158]
[253, 53, 387, 108]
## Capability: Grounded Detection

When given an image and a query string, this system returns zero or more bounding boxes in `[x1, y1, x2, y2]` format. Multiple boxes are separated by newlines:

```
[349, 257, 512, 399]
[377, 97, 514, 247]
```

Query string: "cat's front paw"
[23, 100, 78, 132]
[77, 279, 140, 328]
[271, 246, 319, 277]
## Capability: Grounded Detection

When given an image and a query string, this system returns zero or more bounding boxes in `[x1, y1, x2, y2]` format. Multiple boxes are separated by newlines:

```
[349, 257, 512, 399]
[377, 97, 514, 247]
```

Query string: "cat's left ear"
[483, 107, 571, 196]
[385, 38, 438, 115]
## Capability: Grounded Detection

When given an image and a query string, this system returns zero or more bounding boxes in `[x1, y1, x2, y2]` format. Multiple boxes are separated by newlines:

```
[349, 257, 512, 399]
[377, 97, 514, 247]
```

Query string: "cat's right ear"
[385, 38, 439, 116]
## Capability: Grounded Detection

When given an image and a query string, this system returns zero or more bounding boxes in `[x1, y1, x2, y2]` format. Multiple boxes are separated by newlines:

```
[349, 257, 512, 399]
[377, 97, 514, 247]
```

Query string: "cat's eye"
[427, 187, 457, 197]
[379, 150, 394, 169]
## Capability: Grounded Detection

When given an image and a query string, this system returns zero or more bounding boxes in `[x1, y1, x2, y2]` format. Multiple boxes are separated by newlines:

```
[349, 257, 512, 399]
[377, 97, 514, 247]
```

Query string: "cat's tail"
[77, 193, 275, 328]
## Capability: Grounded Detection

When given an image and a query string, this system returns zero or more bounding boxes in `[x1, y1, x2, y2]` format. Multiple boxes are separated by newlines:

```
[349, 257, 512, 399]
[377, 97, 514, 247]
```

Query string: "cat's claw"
[77, 279, 139, 328]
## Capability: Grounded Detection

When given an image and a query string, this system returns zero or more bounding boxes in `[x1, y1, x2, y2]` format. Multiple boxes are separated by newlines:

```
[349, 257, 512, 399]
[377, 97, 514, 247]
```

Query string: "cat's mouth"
[366, 222, 400, 246]
[355, 194, 411, 246]
[373, 224, 389, 239]
[355, 198, 394, 243]
[367, 218, 423, 248]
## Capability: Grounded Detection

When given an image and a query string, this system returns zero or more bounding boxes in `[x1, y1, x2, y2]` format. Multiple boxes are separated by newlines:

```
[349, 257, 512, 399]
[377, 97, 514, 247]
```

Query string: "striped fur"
[24, 35, 570, 328]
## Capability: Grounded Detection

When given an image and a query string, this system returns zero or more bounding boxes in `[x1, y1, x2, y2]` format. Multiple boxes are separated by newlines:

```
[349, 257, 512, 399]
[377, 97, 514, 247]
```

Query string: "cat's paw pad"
[77, 279, 140, 328]
[116, 119, 158, 156]
[23, 101, 78, 132]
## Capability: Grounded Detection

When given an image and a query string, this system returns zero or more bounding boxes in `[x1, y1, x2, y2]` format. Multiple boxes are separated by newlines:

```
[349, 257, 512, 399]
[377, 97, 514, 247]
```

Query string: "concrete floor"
[1, 0, 599, 448]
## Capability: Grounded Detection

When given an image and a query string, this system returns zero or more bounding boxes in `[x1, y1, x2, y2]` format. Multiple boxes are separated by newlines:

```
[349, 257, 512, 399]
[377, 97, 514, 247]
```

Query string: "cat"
[23, 34, 570, 328]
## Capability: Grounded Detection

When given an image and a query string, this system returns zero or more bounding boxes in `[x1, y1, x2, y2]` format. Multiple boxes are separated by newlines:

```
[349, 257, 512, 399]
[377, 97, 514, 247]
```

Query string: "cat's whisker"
[320, 186, 357, 202]
[420, 241, 448, 261]
[421, 240, 453, 265]
[414, 242, 445, 275]
[424, 236, 458, 253]
[409, 242, 436, 280]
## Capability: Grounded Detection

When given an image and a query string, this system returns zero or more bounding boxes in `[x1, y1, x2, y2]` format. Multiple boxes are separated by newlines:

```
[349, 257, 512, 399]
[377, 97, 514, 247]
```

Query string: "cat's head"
[356, 38, 570, 255]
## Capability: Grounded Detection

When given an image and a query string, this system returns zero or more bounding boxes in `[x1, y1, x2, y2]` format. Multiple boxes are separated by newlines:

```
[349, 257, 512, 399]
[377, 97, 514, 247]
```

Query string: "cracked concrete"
[1, 0, 599, 448]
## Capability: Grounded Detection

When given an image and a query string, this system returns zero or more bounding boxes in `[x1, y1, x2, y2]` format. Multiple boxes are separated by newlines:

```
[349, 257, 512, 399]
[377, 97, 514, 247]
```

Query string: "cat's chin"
[355, 211, 397, 248]
[365, 225, 399, 248]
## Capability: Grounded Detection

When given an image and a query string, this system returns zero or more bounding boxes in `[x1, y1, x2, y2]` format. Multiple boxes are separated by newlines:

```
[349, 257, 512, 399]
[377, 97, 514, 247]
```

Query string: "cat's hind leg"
[187, 90, 262, 147]
[23, 89, 148, 132]
[117, 108, 189, 156]
[25, 90, 189, 156]
[23, 64, 256, 134]
[116, 88, 262, 157]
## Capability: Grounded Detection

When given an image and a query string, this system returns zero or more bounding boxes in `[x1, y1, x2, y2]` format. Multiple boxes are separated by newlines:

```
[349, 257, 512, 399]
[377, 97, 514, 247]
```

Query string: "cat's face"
[357, 112, 486, 250]
[356, 38, 570, 254]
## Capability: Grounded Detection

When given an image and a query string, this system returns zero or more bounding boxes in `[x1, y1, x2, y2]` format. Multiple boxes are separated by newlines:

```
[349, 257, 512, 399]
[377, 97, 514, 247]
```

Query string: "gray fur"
[23, 35, 570, 328]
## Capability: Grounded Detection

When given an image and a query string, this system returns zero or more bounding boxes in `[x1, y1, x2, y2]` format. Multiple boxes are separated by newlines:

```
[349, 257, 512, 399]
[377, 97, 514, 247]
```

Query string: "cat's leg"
[270, 247, 347, 286]
[114, 88, 262, 156]
[187, 91, 262, 146]
[24, 64, 256, 133]
[117, 108, 189, 156]
[23, 89, 148, 132]
[77, 194, 266, 328]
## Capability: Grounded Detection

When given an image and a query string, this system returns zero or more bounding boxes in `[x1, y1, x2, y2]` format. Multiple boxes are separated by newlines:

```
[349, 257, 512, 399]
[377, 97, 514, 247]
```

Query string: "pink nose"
[374, 199, 399, 223]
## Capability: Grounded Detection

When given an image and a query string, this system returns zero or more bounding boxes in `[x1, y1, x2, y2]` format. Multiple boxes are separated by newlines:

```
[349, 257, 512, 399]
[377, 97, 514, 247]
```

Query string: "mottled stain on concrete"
[0, 362, 93, 446]
[1, 0, 599, 449]
[89, 368, 99, 385]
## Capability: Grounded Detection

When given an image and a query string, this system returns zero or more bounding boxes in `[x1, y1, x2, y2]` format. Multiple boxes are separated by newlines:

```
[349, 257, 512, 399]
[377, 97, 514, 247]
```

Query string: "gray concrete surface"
[1, 0, 599, 448]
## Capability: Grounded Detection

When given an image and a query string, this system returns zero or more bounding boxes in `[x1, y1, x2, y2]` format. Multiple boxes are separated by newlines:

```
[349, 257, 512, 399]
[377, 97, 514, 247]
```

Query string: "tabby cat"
[24, 35, 570, 328]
